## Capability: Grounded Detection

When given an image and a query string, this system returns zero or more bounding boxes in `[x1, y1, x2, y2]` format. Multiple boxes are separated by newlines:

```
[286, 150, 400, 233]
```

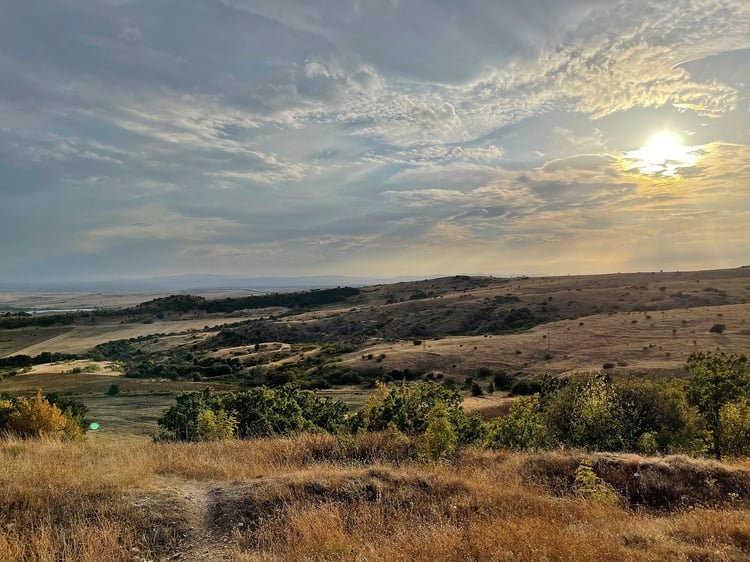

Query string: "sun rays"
[625, 132, 703, 177]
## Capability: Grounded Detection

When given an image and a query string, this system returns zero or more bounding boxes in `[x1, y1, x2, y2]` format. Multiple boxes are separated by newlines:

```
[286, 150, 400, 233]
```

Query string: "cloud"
[77, 206, 243, 252]
[2, 0, 750, 280]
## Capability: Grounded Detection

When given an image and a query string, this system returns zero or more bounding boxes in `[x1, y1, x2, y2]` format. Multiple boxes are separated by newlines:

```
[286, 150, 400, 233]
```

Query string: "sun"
[625, 132, 701, 177]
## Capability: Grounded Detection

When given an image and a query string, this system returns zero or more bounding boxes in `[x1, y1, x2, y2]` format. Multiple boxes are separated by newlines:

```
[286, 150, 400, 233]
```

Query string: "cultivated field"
[1, 316, 266, 357]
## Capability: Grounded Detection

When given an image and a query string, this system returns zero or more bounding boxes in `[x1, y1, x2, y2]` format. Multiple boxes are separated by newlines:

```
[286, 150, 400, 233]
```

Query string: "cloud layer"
[2, 0, 750, 281]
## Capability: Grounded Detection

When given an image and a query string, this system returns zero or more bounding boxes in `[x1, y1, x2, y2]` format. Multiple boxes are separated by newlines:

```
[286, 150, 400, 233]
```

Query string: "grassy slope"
[2, 315, 270, 357]
[0, 436, 748, 561]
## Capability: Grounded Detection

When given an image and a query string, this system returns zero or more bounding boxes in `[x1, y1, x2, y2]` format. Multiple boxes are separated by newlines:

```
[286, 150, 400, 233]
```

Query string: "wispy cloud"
[2, 0, 750, 280]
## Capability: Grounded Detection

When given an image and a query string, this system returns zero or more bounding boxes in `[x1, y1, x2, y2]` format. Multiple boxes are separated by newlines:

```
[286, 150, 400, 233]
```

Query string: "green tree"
[418, 401, 457, 461]
[686, 351, 750, 458]
[485, 395, 548, 451]
[718, 399, 750, 458]
[611, 378, 703, 454]
[158, 387, 224, 441]
[196, 409, 237, 441]
[359, 381, 476, 442]
[545, 373, 621, 451]
[158, 385, 349, 441]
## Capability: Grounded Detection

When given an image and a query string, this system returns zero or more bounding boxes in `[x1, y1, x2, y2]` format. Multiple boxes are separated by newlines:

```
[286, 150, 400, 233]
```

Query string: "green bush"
[418, 401, 457, 461]
[492, 371, 515, 391]
[359, 381, 478, 444]
[509, 379, 542, 396]
[718, 399, 750, 458]
[485, 395, 548, 451]
[158, 385, 349, 441]
[470, 381, 483, 396]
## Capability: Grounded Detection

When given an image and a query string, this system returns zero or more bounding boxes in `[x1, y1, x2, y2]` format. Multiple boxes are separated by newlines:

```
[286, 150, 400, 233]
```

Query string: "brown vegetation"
[1, 435, 749, 561]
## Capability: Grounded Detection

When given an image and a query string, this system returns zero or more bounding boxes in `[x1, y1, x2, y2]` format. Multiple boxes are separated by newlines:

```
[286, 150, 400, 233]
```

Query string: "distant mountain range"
[0, 273, 507, 293]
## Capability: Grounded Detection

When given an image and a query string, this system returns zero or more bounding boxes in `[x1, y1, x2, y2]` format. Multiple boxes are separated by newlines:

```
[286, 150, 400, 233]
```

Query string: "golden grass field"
[344, 302, 750, 378]
[0, 435, 748, 561]
[0, 269, 750, 560]
[2, 316, 268, 357]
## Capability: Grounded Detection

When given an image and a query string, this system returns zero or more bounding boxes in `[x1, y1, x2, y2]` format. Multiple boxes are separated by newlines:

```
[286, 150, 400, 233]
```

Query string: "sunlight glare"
[626, 132, 701, 177]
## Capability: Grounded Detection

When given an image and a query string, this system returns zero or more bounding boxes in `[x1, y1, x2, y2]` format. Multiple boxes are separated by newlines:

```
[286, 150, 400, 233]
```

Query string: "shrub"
[359, 381, 477, 443]
[545, 373, 621, 451]
[718, 399, 750, 458]
[709, 323, 726, 334]
[106, 383, 120, 397]
[470, 381, 483, 396]
[485, 395, 548, 451]
[509, 379, 542, 396]
[5, 390, 82, 440]
[158, 385, 349, 441]
[573, 459, 619, 506]
[418, 401, 457, 461]
[196, 409, 237, 441]
[492, 371, 515, 391]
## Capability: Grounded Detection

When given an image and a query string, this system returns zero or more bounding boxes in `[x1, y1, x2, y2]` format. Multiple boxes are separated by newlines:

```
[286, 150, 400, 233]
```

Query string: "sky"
[2, 0, 750, 284]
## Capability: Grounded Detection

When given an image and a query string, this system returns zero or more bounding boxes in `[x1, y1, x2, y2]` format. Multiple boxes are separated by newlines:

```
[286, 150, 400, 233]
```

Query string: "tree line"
[157, 351, 750, 460]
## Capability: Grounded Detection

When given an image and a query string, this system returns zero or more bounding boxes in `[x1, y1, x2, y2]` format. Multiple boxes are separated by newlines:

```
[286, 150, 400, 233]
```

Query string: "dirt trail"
[144, 476, 234, 562]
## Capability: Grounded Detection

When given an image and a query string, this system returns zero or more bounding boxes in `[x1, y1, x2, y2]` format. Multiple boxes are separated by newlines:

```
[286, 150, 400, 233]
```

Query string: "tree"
[545, 373, 622, 451]
[718, 399, 750, 458]
[610, 378, 703, 454]
[686, 351, 750, 458]
[158, 387, 224, 441]
[6, 390, 82, 440]
[196, 409, 237, 441]
[418, 401, 457, 461]
[359, 381, 466, 437]
[485, 395, 548, 451]
[158, 385, 349, 441]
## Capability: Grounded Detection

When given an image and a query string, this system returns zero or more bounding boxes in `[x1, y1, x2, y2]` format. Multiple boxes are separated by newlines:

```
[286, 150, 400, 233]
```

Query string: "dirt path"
[146, 476, 234, 562]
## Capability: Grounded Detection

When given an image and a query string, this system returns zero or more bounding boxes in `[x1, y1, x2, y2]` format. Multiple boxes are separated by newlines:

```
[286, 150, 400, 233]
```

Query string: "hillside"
[0, 266, 749, 438]
[1, 436, 749, 561]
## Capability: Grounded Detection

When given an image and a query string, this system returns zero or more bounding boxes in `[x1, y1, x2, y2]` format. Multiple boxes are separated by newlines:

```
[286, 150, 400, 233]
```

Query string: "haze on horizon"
[2, 0, 750, 285]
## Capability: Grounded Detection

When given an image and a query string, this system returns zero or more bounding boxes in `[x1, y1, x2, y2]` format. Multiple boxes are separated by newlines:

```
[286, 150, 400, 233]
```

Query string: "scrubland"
[1, 435, 749, 562]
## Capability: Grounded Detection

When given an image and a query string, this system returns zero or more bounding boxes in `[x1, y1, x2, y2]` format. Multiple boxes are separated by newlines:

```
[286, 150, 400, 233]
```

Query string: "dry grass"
[343, 302, 750, 379]
[7, 316, 266, 357]
[0, 436, 749, 561]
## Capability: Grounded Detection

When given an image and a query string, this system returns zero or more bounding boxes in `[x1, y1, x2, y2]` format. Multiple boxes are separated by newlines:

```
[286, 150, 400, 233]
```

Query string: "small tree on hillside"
[686, 351, 750, 458]
[196, 409, 237, 441]
[485, 395, 548, 451]
[718, 399, 750, 458]
[418, 401, 456, 461]
[6, 390, 82, 440]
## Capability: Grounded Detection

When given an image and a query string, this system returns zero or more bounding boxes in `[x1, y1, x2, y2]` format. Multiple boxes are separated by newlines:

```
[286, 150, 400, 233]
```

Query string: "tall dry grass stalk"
[0, 436, 748, 561]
